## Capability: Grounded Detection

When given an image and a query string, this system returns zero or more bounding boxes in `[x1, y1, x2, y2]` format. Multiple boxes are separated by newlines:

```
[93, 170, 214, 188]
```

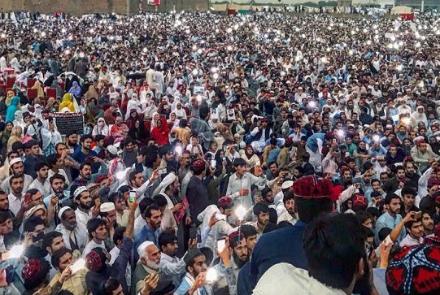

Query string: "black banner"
[53, 112, 84, 135]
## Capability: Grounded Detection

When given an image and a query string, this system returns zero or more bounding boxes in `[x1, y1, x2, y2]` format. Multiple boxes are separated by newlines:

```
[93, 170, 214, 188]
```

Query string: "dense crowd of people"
[0, 9, 439, 295]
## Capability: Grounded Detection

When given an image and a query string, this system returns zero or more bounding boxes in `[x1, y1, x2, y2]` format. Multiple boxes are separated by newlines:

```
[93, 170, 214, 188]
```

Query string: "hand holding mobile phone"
[129, 190, 137, 203]
[189, 227, 198, 240]
[217, 239, 226, 253]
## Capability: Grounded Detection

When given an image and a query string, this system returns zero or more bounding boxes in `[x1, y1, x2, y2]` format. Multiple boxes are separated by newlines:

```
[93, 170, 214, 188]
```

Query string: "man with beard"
[29, 162, 51, 197]
[421, 211, 434, 236]
[261, 187, 274, 207]
[46, 153, 70, 186]
[419, 181, 440, 219]
[55, 206, 88, 252]
[212, 231, 249, 295]
[239, 224, 258, 255]
[404, 160, 420, 188]
[71, 162, 93, 189]
[100, 202, 117, 244]
[55, 142, 80, 182]
[49, 247, 88, 295]
[122, 138, 138, 167]
[0, 210, 15, 251]
[83, 217, 108, 256]
[47, 173, 68, 209]
[153, 172, 183, 224]
[23, 140, 45, 178]
[175, 248, 208, 295]
[134, 241, 173, 294]
[135, 204, 162, 249]
[250, 203, 270, 237]
[367, 179, 386, 203]
[340, 167, 353, 188]
[7, 175, 25, 216]
[23, 216, 46, 246]
[1, 157, 33, 194]
[375, 194, 406, 243]
[410, 139, 440, 174]
[42, 231, 66, 279]
[385, 144, 406, 166]
[277, 191, 297, 224]
[186, 160, 209, 227]
[236, 225, 258, 295]
[158, 144, 178, 174]
[73, 135, 104, 174]
[73, 186, 94, 227]
[0, 191, 10, 212]
[385, 165, 406, 193]
[66, 132, 80, 155]
[272, 180, 293, 208]
[128, 169, 159, 199]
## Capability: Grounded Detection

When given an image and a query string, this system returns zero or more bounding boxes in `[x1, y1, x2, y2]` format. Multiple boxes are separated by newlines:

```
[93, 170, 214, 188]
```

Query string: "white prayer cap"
[73, 186, 88, 199]
[9, 157, 23, 166]
[58, 206, 73, 219]
[281, 180, 294, 190]
[137, 241, 155, 258]
[100, 202, 115, 213]
[106, 145, 118, 156]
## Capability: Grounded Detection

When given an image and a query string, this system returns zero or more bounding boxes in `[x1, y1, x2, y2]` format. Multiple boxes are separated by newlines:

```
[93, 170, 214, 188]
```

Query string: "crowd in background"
[0, 9, 439, 295]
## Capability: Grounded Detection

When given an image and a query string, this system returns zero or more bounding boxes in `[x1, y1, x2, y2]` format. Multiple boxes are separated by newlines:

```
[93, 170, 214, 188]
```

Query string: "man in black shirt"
[186, 159, 209, 227]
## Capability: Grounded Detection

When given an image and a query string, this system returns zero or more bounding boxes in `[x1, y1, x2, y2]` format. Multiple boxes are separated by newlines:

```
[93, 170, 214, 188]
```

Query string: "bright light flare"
[116, 168, 130, 181]
[175, 145, 183, 156]
[401, 117, 410, 125]
[308, 101, 317, 108]
[8, 244, 25, 259]
[205, 268, 218, 284]
[235, 205, 247, 221]
[336, 129, 345, 139]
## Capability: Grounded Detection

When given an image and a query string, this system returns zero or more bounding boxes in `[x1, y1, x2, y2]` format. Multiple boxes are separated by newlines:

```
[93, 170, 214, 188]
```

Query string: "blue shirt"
[306, 133, 325, 153]
[72, 148, 100, 173]
[375, 212, 405, 243]
[134, 222, 160, 250]
[175, 273, 208, 295]
[72, 148, 97, 165]
[267, 147, 280, 163]
[246, 221, 307, 290]
[237, 262, 254, 295]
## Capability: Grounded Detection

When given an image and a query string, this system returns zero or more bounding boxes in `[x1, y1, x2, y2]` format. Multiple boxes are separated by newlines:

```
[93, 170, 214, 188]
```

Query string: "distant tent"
[391, 6, 412, 15]
[391, 6, 414, 20]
